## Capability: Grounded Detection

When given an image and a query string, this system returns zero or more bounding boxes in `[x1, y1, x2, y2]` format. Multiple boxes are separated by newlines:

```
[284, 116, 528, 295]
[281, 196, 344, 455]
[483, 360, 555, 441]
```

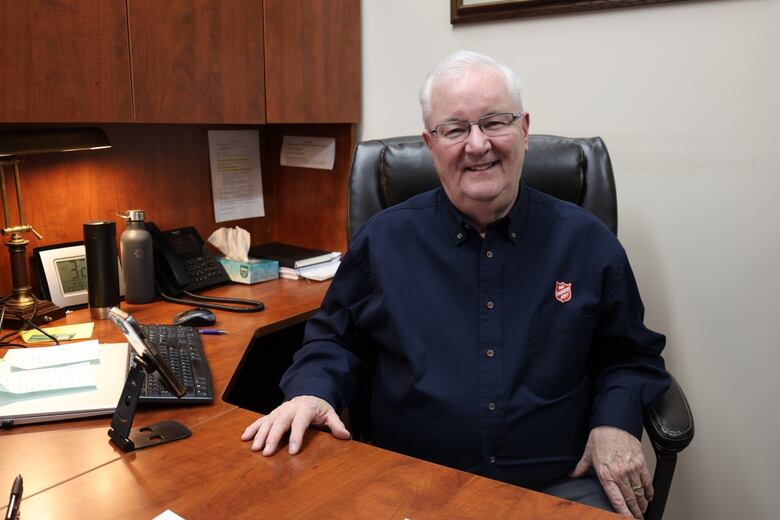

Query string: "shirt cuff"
[590, 389, 644, 439]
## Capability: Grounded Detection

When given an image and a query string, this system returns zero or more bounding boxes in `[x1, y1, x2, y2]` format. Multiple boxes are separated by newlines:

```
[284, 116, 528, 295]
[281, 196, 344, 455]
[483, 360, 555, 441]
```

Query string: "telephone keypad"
[182, 255, 229, 290]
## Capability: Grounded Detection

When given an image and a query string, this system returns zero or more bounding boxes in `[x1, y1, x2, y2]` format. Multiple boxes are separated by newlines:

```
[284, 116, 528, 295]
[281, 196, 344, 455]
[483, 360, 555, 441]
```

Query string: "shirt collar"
[436, 179, 529, 246]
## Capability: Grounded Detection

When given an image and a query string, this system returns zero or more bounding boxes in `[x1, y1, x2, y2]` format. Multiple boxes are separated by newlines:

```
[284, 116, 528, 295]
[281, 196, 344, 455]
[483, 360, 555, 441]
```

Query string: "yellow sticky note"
[21, 322, 95, 344]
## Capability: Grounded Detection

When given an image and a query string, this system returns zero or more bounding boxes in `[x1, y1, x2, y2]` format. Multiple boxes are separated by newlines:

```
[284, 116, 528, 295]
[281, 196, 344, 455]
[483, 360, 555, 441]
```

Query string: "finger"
[288, 408, 316, 454]
[636, 492, 649, 514]
[640, 465, 654, 502]
[324, 409, 351, 440]
[629, 479, 649, 514]
[625, 493, 644, 519]
[240, 417, 264, 441]
[568, 457, 591, 478]
[601, 479, 633, 518]
[251, 420, 273, 452]
[616, 479, 644, 519]
[263, 411, 295, 456]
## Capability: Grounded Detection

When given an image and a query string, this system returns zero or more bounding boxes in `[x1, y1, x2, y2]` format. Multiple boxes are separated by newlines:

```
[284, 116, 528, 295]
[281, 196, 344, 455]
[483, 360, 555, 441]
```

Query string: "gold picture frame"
[451, 0, 682, 23]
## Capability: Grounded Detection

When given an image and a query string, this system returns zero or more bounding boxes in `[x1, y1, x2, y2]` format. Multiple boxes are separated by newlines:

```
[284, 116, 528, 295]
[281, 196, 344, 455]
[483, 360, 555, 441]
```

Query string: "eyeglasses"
[430, 112, 522, 143]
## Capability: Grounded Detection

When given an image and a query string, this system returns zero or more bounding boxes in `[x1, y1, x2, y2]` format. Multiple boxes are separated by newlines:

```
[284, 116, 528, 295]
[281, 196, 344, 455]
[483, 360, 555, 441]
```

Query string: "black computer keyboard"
[138, 324, 214, 404]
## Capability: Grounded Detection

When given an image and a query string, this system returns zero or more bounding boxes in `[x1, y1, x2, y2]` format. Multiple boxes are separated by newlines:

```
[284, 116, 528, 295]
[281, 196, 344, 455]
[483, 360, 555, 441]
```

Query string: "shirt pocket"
[527, 312, 596, 399]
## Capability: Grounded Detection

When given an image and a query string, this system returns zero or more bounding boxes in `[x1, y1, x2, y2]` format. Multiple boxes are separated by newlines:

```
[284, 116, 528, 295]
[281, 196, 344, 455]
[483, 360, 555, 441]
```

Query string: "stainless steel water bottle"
[83, 221, 121, 319]
[118, 210, 155, 304]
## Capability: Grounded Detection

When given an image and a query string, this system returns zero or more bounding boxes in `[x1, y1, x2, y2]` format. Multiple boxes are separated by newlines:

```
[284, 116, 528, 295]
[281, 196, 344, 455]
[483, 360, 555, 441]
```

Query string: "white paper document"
[280, 135, 336, 170]
[208, 130, 265, 223]
[0, 362, 95, 394]
[5, 340, 99, 369]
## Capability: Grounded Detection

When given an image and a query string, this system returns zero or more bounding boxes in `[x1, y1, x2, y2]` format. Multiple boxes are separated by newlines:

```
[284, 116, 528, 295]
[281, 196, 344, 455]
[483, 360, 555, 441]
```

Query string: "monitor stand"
[108, 356, 191, 452]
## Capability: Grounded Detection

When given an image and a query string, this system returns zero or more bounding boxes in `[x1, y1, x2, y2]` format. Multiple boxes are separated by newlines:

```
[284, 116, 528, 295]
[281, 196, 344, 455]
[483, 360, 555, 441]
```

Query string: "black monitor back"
[222, 319, 308, 414]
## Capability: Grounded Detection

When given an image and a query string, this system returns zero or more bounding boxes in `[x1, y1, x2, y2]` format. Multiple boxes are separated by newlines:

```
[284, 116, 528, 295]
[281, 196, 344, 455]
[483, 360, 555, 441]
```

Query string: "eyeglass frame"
[428, 112, 524, 142]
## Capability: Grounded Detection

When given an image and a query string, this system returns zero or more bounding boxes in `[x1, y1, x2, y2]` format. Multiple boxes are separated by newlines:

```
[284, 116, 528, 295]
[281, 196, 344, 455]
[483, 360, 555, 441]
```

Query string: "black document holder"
[108, 356, 191, 452]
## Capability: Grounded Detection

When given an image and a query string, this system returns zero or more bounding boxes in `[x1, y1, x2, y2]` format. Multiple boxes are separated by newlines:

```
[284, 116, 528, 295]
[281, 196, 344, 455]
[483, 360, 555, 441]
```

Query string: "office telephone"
[146, 222, 230, 296]
[146, 223, 264, 313]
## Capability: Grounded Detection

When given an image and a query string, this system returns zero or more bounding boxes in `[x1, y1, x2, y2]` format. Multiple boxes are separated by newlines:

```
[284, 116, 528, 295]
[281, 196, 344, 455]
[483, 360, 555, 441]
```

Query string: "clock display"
[55, 256, 88, 295]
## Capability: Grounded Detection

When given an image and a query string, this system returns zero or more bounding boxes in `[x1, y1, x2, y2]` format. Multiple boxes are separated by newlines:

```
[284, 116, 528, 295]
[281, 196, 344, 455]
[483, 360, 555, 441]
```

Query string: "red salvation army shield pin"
[555, 281, 572, 303]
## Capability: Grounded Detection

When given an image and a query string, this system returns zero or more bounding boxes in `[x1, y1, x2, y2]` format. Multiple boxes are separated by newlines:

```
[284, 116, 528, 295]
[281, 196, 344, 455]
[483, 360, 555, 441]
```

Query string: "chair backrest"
[347, 134, 618, 241]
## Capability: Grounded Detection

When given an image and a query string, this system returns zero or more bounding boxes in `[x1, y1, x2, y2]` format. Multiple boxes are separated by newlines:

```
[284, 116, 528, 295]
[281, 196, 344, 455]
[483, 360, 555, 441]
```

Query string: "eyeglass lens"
[434, 113, 517, 141]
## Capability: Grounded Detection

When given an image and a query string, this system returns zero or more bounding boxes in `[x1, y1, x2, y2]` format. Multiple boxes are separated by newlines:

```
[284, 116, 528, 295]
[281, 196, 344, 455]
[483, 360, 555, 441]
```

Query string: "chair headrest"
[380, 135, 585, 207]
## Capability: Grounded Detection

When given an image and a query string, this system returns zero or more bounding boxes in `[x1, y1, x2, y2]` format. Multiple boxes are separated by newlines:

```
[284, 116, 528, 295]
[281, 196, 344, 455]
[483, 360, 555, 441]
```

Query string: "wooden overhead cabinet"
[0, 0, 133, 122]
[0, 0, 359, 124]
[128, 0, 266, 123]
[264, 0, 361, 123]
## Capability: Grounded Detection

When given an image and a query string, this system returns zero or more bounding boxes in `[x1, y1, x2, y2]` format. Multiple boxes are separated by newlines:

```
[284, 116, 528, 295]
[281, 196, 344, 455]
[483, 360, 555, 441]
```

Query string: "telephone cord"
[156, 287, 264, 313]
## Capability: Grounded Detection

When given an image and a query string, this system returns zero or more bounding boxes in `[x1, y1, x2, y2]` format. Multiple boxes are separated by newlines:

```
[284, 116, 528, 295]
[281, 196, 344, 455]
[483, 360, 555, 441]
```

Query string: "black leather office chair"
[346, 134, 694, 520]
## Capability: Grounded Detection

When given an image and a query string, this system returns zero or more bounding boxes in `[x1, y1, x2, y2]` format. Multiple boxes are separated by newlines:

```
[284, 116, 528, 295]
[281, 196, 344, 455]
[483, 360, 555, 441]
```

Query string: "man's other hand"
[570, 425, 653, 519]
[240, 395, 351, 456]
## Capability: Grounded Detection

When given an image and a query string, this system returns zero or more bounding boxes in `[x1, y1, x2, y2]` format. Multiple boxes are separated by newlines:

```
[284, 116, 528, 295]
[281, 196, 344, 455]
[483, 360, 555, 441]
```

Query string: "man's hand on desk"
[241, 395, 351, 456]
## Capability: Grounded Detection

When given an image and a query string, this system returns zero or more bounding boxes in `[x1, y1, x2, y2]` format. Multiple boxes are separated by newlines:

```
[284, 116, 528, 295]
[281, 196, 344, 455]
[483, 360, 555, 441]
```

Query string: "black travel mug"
[83, 221, 121, 319]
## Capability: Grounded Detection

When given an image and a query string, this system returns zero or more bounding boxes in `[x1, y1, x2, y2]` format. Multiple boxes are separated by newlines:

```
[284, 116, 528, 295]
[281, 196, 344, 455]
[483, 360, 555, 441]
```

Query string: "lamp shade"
[0, 127, 111, 157]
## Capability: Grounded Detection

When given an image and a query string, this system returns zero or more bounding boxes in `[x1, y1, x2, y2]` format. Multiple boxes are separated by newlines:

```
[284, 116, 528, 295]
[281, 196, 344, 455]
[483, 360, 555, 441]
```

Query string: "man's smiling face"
[423, 65, 529, 227]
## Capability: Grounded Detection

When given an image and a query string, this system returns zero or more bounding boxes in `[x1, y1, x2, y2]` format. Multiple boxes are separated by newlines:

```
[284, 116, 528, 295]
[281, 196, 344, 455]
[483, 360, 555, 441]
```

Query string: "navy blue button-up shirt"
[281, 183, 670, 490]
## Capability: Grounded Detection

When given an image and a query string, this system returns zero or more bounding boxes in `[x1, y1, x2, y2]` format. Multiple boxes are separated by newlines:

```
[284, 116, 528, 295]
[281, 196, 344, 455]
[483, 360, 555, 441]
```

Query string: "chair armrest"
[643, 376, 694, 455]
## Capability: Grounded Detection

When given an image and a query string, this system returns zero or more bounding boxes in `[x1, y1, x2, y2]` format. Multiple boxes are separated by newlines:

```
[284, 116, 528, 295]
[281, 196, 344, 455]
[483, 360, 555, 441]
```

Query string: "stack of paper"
[0, 341, 130, 425]
[279, 255, 341, 281]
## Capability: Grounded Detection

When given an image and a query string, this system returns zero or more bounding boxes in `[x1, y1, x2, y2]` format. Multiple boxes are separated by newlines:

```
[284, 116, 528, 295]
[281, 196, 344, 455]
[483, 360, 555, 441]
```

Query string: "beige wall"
[360, 1, 780, 519]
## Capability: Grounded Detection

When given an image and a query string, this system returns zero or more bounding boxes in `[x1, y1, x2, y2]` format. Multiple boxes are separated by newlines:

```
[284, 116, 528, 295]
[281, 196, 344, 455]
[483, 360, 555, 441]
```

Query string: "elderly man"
[242, 51, 669, 518]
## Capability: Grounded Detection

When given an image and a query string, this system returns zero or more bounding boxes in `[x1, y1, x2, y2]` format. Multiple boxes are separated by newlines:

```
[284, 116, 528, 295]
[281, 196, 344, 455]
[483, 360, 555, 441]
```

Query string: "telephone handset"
[146, 222, 230, 296]
[146, 222, 263, 313]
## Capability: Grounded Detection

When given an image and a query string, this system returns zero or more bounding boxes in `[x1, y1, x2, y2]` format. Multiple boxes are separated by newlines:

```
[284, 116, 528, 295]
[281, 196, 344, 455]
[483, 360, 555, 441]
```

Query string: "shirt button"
[486, 301, 494, 310]
[485, 250, 493, 258]
[456, 232, 463, 240]
[489, 456, 496, 464]
[486, 349, 495, 358]
[510, 232, 517, 239]
[488, 402, 496, 411]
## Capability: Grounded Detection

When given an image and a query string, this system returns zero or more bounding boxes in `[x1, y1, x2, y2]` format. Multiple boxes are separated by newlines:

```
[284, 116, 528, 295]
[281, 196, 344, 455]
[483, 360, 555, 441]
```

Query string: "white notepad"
[0, 342, 130, 426]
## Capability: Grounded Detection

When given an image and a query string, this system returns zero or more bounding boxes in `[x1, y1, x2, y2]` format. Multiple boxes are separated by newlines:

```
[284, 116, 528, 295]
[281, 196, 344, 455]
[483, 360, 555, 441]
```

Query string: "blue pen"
[198, 329, 227, 335]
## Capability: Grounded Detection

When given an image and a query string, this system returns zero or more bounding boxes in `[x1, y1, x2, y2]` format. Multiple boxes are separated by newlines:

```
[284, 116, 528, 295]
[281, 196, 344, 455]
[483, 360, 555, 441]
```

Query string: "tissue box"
[219, 257, 279, 284]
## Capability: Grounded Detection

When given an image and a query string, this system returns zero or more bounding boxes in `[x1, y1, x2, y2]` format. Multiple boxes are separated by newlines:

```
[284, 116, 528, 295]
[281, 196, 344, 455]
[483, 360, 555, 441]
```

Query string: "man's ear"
[422, 131, 434, 151]
[520, 112, 531, 151]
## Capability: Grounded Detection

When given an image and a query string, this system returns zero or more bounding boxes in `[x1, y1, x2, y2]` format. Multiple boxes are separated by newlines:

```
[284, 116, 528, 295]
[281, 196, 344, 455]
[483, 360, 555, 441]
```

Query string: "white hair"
[419, 50, 523, 129]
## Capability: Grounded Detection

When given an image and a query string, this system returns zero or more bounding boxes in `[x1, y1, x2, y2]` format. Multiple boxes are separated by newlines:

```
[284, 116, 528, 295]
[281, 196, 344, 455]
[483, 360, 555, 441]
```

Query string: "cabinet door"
[129, 0, 265, 123]
[264, 0, 361, 123]
[0, 0, 133, 122]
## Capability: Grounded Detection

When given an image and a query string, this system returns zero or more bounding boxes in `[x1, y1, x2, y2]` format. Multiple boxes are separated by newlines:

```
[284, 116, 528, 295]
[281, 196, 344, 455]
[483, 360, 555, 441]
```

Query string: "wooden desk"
[0, 279, 328, 496]
[0, 279, 618, 519]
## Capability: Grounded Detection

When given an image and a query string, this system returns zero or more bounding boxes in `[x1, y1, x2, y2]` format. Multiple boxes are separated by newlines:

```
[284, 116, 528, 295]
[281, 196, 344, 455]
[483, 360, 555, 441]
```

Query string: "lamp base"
[1, 298, 66, 330]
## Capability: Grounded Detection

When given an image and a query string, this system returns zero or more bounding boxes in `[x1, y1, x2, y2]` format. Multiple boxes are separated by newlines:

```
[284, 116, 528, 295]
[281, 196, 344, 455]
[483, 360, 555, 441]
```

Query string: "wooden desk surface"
[0, 279, 619, 519]
[0, 279, 329, 496]
[13, 407, 617, 519]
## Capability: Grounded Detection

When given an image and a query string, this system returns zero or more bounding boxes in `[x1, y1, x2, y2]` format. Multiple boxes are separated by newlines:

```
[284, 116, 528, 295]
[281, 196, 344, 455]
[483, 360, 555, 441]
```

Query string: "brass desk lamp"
[0, 127, 111, 329]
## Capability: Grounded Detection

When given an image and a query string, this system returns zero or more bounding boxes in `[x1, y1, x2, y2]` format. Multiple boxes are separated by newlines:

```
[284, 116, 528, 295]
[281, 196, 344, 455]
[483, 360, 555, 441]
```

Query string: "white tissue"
[208, 226, 250, 261]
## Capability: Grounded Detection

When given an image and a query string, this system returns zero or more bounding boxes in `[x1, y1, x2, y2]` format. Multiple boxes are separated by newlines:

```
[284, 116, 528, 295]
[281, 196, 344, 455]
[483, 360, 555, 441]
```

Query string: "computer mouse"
[173, 307, 217, 327]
